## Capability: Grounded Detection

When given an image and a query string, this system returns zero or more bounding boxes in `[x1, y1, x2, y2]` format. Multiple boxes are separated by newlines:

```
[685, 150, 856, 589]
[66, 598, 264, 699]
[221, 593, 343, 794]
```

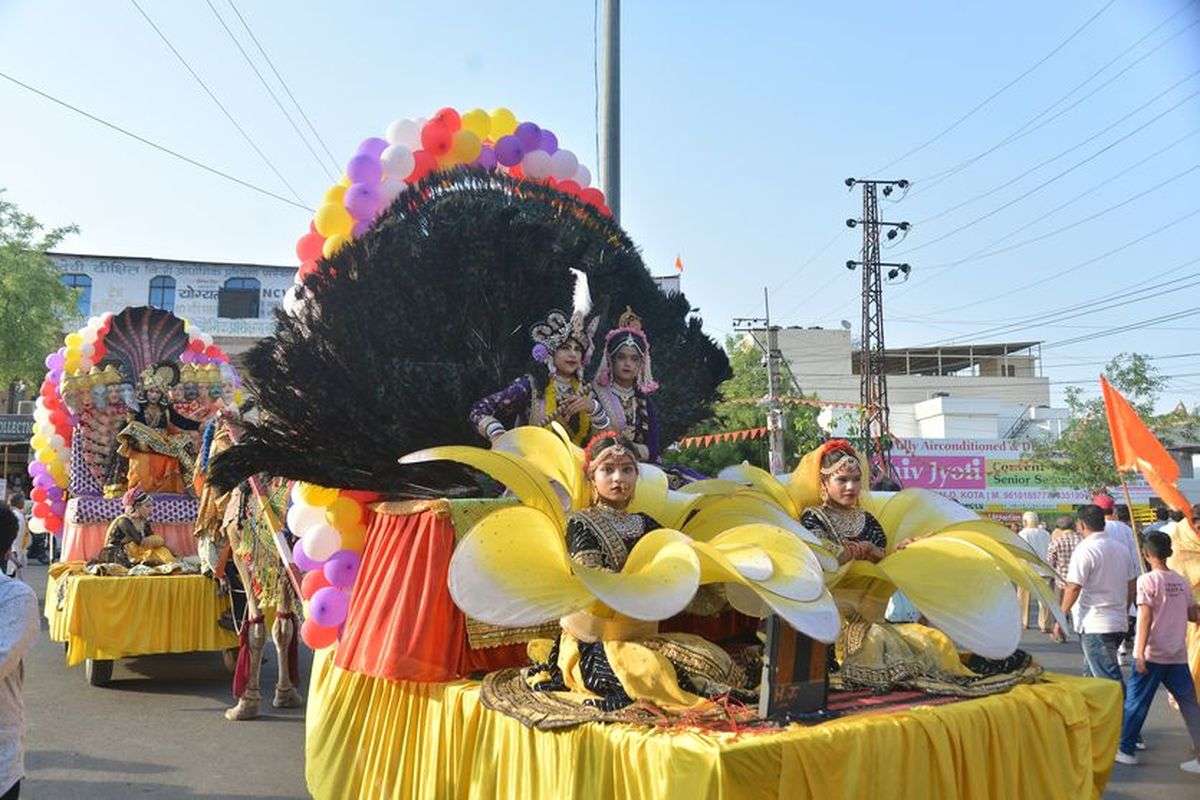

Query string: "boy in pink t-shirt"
[1117, 531, 1200, 774]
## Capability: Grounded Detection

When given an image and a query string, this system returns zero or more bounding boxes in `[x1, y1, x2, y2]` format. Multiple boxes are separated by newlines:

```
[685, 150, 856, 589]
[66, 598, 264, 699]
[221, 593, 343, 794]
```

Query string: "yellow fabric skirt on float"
[305, 648, 1122, 800]
[44, 573, 237, 666]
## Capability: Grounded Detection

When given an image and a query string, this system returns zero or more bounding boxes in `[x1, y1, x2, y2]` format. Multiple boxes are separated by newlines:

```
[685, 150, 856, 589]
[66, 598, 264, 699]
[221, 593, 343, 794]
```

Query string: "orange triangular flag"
[1100, 375, 1191, 513]
[674, 255, 683, 273]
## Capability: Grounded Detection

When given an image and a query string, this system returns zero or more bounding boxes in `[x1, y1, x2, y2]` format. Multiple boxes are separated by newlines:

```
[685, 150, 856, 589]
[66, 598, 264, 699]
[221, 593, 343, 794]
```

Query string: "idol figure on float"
[470, 270, 611, 446]
[92, 487, 176, 567]
[592, 308, 660, 463]
[109, 364, 200, 496]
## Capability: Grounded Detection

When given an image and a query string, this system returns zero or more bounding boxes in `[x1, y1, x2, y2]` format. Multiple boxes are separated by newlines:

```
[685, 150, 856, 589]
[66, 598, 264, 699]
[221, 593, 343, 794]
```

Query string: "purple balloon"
[47, 487, 64, 503]
[538, 129, 558, 155]
[323, 550, 361, 589]
[48, 369, 62, 382]
[33, 474, 53, 490]
[346, 154, 383, 184]
[356, 137, 388, 159]
[344, 182, 382, 221]
[514, 121, 541, 151]
[292, 540, 320, 572]
[475, 145, 497, 170]
[309, 586, 349, 627]
[494, 135, 525, 167]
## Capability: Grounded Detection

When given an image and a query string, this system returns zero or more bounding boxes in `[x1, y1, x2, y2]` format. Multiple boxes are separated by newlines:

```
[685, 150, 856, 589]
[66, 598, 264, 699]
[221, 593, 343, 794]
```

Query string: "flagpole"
[1117, 473, 1140, 540]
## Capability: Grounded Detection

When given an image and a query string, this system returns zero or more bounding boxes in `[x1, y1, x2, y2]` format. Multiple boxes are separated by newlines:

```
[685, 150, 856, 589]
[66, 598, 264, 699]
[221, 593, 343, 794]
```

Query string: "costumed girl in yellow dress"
[516, 433, 752, 716]
[94, 487, 176, 567]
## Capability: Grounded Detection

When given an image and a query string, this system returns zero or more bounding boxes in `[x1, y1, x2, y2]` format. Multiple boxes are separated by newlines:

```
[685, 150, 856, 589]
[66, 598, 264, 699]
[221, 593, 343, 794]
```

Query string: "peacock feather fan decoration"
[101, 306, 190, 385]
[210, 168, 730, 494]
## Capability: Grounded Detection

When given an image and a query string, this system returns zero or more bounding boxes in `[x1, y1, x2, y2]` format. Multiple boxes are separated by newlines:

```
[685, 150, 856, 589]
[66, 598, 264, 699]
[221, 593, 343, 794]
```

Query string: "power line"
[870, 0, 1118, 174]
[0, 69, 313, 212]
[919, 126, 1200, 271]
[1042, 307, 1200, 350]
[203, 0, 335, 182]
[911, 205, 1200, 317]
[901, 73, 1200, 247]
[907, 67, 1200, 231]
[224, 0, 342, 175]
[770, 230, 849, 295]
[128, 0, 305, 203]
[914, 5, 1200, 191]
[773, 372, 1200, 395]
[921, 163, 1200, 271]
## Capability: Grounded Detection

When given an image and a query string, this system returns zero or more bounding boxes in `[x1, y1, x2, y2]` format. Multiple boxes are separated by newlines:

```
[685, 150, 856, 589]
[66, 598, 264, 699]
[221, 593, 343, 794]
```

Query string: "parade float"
[32, 307, 240, 684]
[205, 105, 1123, 799]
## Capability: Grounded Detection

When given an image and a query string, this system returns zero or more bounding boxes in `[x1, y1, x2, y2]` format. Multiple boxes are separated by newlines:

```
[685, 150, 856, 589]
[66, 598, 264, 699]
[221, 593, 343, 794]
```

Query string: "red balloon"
[50, 409, 68, 428]
[339, 489, 380, 504]
[30, 487, 48, 503]
[301, 618, 339, 650]
[420, 122, 453, 158]
[508, 164, 525, 180]
[45, 513, 62, 532]
[558, 180, 581, 196]
[580, 188, 605, 207]
[302, 569, 331, 600]
[188, 339, 205, 353]
[32, 504, 48, 519]
[598, 204, 613, 217]
[92, 342, 107, 360]
[204, 344, 220, 358]
[432, 107, 461, 133]
[296, 232, 325, 263]
[298, 260, 319, 279]
[406, 150, 437, 183]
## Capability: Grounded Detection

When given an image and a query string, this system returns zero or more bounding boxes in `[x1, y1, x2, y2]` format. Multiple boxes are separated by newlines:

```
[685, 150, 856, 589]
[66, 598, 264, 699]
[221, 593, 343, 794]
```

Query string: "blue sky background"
[2, 1, 1198, 408]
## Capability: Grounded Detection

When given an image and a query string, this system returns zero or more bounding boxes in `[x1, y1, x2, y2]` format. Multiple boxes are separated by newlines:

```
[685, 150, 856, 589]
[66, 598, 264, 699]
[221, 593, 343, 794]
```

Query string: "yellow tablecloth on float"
[44, 573, 237, 666]
[305, 648, 1121, 800]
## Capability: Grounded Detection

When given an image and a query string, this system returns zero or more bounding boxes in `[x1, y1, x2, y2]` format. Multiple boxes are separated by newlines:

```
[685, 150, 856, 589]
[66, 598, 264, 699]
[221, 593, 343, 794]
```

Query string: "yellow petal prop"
[718, 462, 798, 517]
[865, 489, 977, 549]
[400, 445, 566, 530]
[447, 506, 591, 626]
[628, 463, 704, 530]
[677, 479, 745, 496]
[707, 525, 826, 602]
[574, 529, 700, 621]
[877, 537, 1021, 659]
[932, 528, 1069, 632]
[493, 426, 587, 509]
[683, 494, 838, 570]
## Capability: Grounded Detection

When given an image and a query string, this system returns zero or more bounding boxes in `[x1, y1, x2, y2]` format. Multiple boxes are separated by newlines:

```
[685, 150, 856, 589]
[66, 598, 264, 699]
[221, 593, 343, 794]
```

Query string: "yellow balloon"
[322, 234, 348, 259]
[337, 527, 365, 553]
[461, 108, 491, 140]
[323, 184, 347, 205]
[65, 332, 83, 348]
[35, 448, 53, 464]
[450, 130, 482, 164]
[338, 174, 351, 188]
[30, 434, 47, 450]
[314, 203, 352, 238]
[490, 107, 518, 138]
[325, 496, 364, 529]
[298, 482, 340, 508]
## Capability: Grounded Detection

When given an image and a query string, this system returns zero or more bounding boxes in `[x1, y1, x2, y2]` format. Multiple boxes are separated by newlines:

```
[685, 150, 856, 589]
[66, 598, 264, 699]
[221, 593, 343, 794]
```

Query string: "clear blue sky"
[2, 1, 1198, 408]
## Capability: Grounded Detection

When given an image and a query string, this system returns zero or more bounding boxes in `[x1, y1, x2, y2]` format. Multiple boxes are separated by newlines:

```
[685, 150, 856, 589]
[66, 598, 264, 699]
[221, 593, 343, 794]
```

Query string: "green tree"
[1032, 352, 1167, 491]
[662, 335, 824, 475]
[0, 190, 77, 398]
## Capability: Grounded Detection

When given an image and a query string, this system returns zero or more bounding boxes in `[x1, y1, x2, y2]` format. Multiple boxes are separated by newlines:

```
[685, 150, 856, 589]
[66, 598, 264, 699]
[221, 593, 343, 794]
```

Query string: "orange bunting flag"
[1100, 375, 1191, 513]
[674, 255, 684, 273]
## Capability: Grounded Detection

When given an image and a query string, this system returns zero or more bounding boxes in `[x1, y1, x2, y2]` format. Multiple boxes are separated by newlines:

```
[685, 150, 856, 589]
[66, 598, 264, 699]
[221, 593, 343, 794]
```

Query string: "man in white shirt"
[1017, 511, 1053, 632]
[1056, 504, 1139, 682]
[0, 503, 38, 800]
[1095, 494, 1144, 658]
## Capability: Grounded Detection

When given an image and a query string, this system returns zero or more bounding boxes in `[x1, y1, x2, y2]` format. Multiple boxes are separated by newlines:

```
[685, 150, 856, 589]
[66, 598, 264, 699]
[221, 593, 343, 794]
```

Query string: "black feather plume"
[210, 168, 729, 493]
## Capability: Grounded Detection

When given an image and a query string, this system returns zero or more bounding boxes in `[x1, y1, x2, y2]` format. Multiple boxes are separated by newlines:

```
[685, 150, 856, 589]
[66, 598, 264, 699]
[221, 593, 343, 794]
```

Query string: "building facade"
[49, 252, 296, 355]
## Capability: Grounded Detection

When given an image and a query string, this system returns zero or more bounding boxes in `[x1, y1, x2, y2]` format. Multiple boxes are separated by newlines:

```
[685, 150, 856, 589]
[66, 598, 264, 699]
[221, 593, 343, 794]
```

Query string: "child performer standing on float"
[592, 308, 660, 463]
[470, 270, 611, 445]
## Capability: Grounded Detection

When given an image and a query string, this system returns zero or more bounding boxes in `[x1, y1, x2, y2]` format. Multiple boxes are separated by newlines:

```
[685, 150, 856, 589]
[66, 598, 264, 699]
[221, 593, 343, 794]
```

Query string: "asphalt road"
[13, 563, 1200, 798]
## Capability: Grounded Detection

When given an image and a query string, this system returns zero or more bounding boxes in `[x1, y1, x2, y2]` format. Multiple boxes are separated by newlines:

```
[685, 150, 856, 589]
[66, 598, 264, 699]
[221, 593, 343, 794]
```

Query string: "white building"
[764, 327, 1068, 441]
[49, 252, 295, 355]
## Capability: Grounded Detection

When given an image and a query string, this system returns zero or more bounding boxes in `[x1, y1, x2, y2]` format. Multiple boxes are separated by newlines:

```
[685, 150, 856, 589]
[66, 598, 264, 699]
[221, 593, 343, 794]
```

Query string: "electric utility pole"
[598, 0, 620, 221]
[733, 288, 786, 475]
[844, 178, 910, 480]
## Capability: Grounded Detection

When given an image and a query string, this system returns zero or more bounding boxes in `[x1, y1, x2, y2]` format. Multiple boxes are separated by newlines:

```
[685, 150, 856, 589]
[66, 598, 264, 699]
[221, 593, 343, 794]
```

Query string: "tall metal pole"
[733, 289, 787, 475]
[845, 178, 910, 481]
[598, 0, 621, 221]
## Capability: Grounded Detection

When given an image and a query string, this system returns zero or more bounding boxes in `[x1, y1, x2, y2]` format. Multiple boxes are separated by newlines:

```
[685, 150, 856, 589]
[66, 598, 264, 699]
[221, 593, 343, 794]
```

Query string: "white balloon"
[282, 285, 306, 317]
[522, 150, 553, 180]
[386, 118, 424, 150]
[50, 434, 65, 448]
[380, 144, 415, 180]
[286, 501, 327, 537]
[302, 523, 342, 562]
[200, 332, 213, 348]
[573, 164, 592, 188]
[379, 177, 406, 204]
[80, 343, 94, 357]
[549, 149, 579, 181]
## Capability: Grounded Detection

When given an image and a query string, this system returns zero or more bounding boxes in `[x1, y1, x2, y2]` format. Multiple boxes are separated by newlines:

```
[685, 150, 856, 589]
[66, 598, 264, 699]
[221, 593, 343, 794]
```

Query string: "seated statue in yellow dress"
[525, 433, 752, 712]
[109, 364, 200, 496]
[93, 487, 176, 568]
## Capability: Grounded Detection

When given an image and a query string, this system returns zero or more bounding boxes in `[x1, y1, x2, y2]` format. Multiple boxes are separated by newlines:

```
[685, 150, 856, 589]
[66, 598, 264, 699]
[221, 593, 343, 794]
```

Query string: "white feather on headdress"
[570, 268, 592, 318]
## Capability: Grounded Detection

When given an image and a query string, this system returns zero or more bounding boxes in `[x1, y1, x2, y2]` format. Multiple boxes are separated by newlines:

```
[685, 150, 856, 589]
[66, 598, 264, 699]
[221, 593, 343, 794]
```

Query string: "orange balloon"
[301, 569, 331, 599]
[301, 618, 339, 649]
[337, 528, 365, 553]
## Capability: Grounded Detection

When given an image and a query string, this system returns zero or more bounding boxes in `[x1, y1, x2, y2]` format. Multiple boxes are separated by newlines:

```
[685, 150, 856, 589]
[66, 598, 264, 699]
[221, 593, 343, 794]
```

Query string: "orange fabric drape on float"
[335, 508, 525, 682]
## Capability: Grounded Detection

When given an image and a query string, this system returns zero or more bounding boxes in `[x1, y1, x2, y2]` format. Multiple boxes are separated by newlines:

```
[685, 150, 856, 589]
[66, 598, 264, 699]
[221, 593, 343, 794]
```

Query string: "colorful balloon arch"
[26, 312, 240, 537]
[292, 105, 609, 281]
